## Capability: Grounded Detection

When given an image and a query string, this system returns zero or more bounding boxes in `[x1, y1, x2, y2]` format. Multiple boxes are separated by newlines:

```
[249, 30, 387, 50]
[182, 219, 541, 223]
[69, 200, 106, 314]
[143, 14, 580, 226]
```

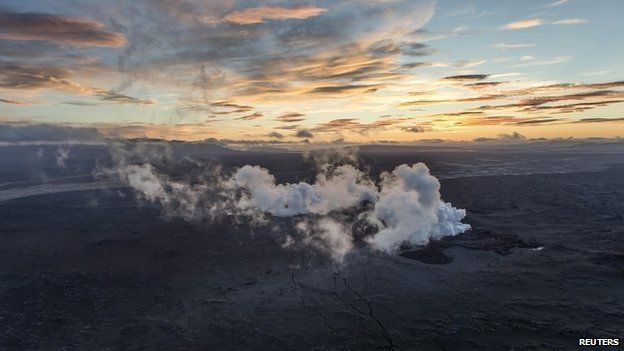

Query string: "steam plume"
[227, 164, 376, 217]
[107, 144, 470, 260]
[367, 163, 470, 252]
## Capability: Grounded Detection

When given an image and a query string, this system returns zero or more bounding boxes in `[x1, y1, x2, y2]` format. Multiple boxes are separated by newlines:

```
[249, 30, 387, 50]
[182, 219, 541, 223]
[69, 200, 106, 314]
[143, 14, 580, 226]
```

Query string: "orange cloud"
[503, 18, 542, 30]
[275, 113, 306, 123]
[223, 6, 327, 25]
[0, 11, 126, 47]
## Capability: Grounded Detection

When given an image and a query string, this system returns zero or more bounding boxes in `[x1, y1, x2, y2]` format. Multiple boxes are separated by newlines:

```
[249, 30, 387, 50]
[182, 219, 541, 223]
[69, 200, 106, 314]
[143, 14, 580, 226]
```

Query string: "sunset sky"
[1, 0, 623, 142]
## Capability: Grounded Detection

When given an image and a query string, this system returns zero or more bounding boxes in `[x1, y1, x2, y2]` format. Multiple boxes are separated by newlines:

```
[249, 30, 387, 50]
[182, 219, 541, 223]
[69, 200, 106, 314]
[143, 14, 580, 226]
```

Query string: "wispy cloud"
[502, 17, 587, 30]
[0, 97, 27, 105]
[312, 117, 410, 134]
[456, 116, 561, 126]
[443, 74, 489, 81]
[1, 0, 621, 141]
[401, 124, 431, 133]
[503, 18, 542, 30]
[236, 112, 264, 121]
[268, 131, 284, 139]
[573, 117, 624, 124]
[491, 43, 536, 49]
[295, 129, 314, 138]
[276, 113, 306, 123]
[513, 56, 573, 67]
[543, 0, 570, 8]
[223, 6, 327, 25]
[551, 18, 588, 25]
[0, 62, 155, 105]
[0, 10, 126, 47]
[97, 92, 156, 105]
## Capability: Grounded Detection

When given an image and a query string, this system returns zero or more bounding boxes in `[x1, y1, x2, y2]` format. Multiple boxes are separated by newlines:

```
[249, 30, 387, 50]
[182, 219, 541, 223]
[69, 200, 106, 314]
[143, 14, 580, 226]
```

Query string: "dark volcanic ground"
[1, 145, 623, 350]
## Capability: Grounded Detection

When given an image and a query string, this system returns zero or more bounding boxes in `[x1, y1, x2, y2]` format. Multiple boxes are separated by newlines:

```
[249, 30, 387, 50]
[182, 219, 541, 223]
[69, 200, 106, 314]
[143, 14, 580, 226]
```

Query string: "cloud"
[573, 117, 624, 124]
[0, 62, 85, 92]
[521, 100, 624, 114]
[457, 116, 518, 126]
[0, 97, 27, 105]
[513, 56, 573, 67]
[210, 101, 254, 114]
[0, 11, 126, 47]
[276, 113, 306, 123]
[312, 118, 361, 132]
[0, 123, 102, 142]
[295, 129, 314, 138]
[513, 118, 561, 125]
[426, 111, 484, 118]
[112, 160, 229, 222]
[302, 147, 359, 169]
[454, 115, 562, 127]
[453, 59, 487, 68]
[475, 90, 624, 113]
[275, 124, 301, 130]
[110, 144, 469, 258]
[236, 112, 264, 121]
[502, 17, 586, 30]
[4, 0, 619, 142]
[551, 18, 587, 25]
[0, 0, 438, 119]
[227, 164, 377, 216]
[399, 93, 506, 107]
[491, 43, 536, 49]
[308, 84, 383, 95]
[544, 0, 570, 8]
[464, 82, 504, 90]
[398, 78, 624, 117]
[312, 117, 409, 134]
[472, 132, 528, 142]
[0, 62, 155, 105]
[223, 6, 327, 25]
[370, 41, 435, 57]
[410, 25, 474, 42]
[97, 91, 156, 105]
[268, 131, 284, 139]
[401, 125, 429, 133]
[368, 163, 469, 252]
[498, 132, 527, 141]
[503, 18, 542, 30]
[294, 218, 353, 263]
[443, 74, 489, 81]
[228, 158, 469, 254]
[499, 81, 624, 95]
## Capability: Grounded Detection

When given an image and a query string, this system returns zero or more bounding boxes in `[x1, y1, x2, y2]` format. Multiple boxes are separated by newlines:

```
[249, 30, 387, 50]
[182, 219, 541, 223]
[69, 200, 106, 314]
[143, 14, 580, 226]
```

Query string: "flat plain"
[1, 144, 623, 350]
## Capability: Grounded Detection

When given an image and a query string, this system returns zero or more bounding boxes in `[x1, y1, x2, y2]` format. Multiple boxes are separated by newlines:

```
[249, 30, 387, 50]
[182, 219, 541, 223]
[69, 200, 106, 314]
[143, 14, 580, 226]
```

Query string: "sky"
[0, 0, 623, 143]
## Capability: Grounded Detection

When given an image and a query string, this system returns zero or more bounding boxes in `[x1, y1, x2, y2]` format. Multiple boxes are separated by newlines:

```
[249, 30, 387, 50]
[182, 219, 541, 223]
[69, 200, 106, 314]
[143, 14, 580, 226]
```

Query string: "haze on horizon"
[1, 0, 623, 143]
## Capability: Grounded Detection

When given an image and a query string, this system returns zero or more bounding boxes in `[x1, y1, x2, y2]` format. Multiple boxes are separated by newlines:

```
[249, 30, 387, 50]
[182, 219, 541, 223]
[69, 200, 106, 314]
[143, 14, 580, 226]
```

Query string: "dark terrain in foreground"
[1, 144, 623, 350]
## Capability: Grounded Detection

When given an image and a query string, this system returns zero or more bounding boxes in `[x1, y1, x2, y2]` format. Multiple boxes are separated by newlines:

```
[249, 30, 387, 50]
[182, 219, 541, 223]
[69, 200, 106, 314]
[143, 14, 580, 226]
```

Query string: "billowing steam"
[105, 143, 229, 222]
[105, 144, 470, 261]
[227, 165, 376, 217]
[294, 218, 354, 263]
[367, 164, 470, 253]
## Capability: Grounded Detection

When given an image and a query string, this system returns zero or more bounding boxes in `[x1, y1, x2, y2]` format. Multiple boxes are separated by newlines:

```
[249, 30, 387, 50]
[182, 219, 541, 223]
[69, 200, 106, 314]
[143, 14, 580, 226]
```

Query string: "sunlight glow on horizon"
[0, 0, 623, 142]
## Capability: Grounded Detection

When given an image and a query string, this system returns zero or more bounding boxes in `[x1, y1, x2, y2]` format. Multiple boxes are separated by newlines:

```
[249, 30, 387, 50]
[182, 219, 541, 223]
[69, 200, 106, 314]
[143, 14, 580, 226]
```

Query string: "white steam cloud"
[101, 142, 229, 222]
[367, 164, 470, 253]
[295, 218, 354, 263]
[227, 164, 376, 217]
[106, 144, 470, 260]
